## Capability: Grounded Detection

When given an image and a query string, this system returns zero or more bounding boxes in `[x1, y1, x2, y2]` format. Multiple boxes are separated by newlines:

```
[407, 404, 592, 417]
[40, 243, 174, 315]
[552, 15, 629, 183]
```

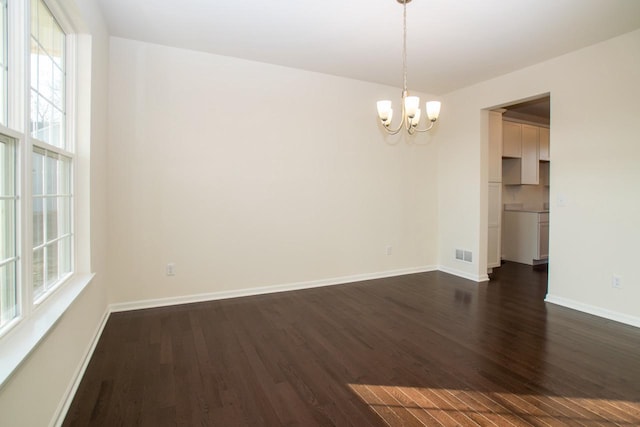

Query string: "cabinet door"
[488, 183, 501, 268]
[502, 121, 522, 158]
[540, 161, 550, 186]
[521, 125, 539, 185]
[539, 127, 550, 161]
[488, 111, 503, 182]
[538, 222, 549, 259]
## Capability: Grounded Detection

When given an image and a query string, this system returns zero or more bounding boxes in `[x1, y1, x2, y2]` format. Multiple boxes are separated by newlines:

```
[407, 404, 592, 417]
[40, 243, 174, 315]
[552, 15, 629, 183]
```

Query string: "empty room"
[1, 0, 639, 425]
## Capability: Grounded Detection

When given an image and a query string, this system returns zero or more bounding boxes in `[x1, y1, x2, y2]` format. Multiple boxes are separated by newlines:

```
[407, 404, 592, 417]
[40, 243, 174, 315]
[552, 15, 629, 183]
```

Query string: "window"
[30, 0, 66, 148]
[0, 0, 7, 125]
[30, 0, 72, 303]
[0, 134, 16, 329]
[0, 0, 90, 386]
[0, 0, 74, 338]
[32, 148, 72, 300]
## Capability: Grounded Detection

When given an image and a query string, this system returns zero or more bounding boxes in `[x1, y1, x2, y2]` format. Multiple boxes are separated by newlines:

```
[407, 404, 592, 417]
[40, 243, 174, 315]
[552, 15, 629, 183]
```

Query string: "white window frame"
[0, 0, 8, 125]
[0, 0, 93, 388]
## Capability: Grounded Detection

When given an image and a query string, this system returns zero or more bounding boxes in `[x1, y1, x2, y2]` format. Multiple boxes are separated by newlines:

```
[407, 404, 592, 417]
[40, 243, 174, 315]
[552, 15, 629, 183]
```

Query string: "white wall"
[438, 29, 640, 323]
[0, 1, 110, 426]
[107, 37, 439, 305]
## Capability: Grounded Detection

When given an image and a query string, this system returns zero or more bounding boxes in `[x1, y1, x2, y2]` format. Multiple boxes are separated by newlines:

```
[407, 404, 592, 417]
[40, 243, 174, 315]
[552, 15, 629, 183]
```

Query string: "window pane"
[32, 147, 72, 301]
[51, 107, 64, 148]
[46, 151, 58, 194]
[52, 23, 64, 69]
[0, 134, 16, 329]
[0, 261, 17, 327]
[32, 148, 44, 196]
[38, 0, 53, 56]
[35, 95, 53, 144]
[33, 197, 44, 247]
[30, 40, 39, 89]
[0, 199, 14, 260]
[59, 155, 71, 194]
[52, 61, 64, 111]
[46, 242, 58, 286]
[30, 89, 39, 137]
[33, 247, 44, 297]
[59, 197, 70, 235]
[0, 0, 5, 62]
[1, 136, 14, 196]
[31, 0, 66, 149]
[46, 197, 57, 241]
[30, 0, 38, 38]
[38, 48, 54, 101]
[59, 236, 71, 276]
[0, 0, 7, 126]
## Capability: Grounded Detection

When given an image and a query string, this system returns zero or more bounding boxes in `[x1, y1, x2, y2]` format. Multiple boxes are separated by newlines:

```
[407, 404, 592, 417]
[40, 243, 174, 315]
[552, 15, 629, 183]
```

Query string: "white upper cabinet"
[502, 122, 539, 185]
[521, 124, 539, 184]
[502, 121, 522, 158]
[539, 127, 550, 161]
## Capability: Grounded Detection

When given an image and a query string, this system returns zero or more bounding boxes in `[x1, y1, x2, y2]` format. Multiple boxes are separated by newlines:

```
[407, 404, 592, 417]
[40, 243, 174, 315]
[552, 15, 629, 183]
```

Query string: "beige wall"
[0, 1, 110, 426]
[106, 37, 439, 305]
[439, 29, 640, 322]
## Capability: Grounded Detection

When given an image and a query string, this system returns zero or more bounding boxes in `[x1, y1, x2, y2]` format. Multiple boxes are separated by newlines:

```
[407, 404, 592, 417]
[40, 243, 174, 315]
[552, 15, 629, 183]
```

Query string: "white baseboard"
[438, 265, 490, 283]
[545, 294, 640, 329]
[109, 265, 439, 313]
[51, 307, 111, 427]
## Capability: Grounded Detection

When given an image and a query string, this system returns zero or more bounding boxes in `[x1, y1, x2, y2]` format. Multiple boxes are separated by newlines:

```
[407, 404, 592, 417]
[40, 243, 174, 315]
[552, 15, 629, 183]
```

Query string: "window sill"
[0, 273, 95, 389]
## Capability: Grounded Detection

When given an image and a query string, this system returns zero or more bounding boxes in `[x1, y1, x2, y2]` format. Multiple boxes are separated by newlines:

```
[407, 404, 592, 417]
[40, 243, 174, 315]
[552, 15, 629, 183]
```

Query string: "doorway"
[486, 95, 550, 279]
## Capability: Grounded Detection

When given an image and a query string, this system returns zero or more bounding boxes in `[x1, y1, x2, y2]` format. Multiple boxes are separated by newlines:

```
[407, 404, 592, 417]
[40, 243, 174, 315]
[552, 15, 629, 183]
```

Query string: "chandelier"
[376, 0, 441, 135]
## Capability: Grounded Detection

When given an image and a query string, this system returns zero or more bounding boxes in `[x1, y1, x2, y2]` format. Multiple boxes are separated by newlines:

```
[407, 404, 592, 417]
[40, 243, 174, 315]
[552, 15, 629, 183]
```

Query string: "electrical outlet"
[166, 263, 176, 276]
[386, 246, 393, 256]
[612, 275, 622, 289]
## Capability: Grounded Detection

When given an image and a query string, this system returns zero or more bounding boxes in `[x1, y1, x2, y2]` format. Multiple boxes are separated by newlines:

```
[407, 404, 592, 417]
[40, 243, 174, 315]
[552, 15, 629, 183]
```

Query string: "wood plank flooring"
[63, 263, 640, 426]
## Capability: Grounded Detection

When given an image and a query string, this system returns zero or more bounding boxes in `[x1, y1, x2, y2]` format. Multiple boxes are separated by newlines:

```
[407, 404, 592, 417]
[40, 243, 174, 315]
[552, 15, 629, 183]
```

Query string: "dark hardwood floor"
[63, 263, 640, 426]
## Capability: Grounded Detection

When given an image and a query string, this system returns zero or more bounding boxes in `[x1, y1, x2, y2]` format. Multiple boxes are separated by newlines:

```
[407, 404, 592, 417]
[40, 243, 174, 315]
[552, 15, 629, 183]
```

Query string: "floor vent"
[455, 249, 473, 263]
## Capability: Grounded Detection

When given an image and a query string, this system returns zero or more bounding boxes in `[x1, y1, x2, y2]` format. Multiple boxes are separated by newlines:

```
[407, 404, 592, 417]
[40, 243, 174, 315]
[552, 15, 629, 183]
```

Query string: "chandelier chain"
[402, 0, 408, 93]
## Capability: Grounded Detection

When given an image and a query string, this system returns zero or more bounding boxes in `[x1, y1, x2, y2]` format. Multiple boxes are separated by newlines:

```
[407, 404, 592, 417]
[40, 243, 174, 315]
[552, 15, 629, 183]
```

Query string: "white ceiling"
[96, 0, 640, 95]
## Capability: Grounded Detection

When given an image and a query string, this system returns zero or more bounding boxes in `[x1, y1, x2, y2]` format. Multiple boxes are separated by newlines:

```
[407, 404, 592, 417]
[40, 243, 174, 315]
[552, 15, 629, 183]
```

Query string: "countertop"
[504, 208, 549, 213]
[503, 203, 549, 213]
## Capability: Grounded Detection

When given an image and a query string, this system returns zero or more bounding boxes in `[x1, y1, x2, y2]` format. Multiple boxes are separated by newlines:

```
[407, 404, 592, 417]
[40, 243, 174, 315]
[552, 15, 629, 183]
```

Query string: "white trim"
[50, 306, 109, 427]
[110, 266, 439, 313]
[438, 265, 490, 283]
[0, 273, 94, 388]
[545, 294, 640, 329]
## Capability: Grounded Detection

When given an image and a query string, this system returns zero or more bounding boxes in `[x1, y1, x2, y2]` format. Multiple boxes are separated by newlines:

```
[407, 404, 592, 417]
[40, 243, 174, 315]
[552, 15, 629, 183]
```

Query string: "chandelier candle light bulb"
[426, 101, 441, 121]
[404, 96, 420, 118]
[377, 100, 393, 123]
[377, 0, 441, 135]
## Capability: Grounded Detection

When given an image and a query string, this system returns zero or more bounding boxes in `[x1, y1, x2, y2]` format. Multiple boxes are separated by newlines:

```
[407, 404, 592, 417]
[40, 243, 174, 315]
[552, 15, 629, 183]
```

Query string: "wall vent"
[455, 249, 473, 263]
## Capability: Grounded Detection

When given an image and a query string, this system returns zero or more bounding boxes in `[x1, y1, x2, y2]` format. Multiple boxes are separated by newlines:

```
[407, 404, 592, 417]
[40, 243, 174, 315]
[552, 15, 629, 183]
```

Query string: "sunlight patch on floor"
[348, 383, 640, 426]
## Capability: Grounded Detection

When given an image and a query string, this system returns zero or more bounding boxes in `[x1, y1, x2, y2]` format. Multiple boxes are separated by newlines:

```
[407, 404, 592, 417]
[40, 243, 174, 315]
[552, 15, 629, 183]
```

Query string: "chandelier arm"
[380, 96, 408, 134]
[382, 123, 405, 135]
[411, 121, 437, 133]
